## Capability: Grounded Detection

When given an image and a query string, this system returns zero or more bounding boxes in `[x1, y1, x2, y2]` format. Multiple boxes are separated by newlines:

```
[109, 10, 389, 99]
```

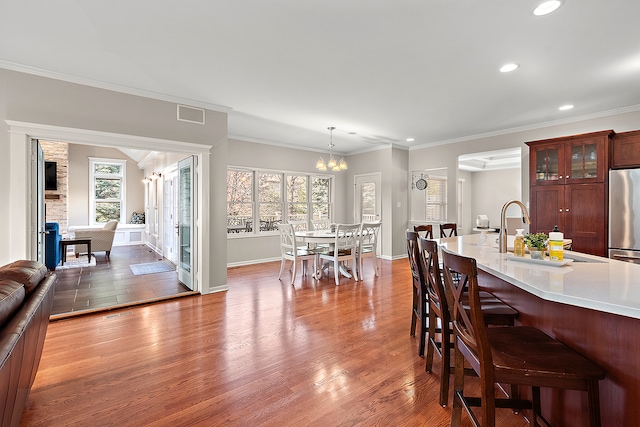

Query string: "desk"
[60, 238, 91, 266]
[439, 233, 640, 426]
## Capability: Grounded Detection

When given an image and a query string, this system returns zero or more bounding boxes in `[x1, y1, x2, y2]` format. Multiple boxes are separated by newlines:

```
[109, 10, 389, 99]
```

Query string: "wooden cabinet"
[527, 130, 612, 256]
[611, 130, 640, 169]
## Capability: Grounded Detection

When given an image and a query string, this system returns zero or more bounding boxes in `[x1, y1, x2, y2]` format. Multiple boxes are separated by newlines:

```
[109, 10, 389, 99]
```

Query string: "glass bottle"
[514, 229, 525, 257]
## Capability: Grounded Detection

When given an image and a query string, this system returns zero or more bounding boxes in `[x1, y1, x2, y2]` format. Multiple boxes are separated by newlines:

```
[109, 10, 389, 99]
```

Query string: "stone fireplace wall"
[41, 141, 69, 235]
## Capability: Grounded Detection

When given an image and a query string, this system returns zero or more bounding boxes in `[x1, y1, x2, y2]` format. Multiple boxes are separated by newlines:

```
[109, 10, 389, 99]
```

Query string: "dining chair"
[356, 222, 381, 277]
[418, 237, 518, 407]
[406, 230, 428, 357]
[311, 219, 330, 230]
[413, 224, 433, 239]
[439, 223, 458, 238]
[277, 223, 317, 285]
[440, 246, 605, 427]
[318, 223, 360, 286]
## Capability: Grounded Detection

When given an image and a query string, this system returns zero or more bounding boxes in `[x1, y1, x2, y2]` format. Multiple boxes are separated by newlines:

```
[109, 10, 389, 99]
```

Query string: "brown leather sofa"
[0, 260, 57, 427]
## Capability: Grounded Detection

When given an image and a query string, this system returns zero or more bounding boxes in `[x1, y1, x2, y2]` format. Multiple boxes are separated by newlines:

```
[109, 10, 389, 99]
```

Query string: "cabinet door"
[612, 130, 640, 169]
[565, 183, 606, 256]
[529, 142, 565, 186]
[530, 185, 565, 234]
[564, 136, 607, 183]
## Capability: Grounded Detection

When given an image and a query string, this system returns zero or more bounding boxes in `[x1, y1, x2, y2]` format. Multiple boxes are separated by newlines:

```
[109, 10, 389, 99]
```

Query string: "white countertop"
[439, 234, 640, 319]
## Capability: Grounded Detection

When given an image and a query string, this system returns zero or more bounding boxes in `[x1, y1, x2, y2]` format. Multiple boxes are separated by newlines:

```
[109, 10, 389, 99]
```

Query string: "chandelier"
[316, 126, 347, 171]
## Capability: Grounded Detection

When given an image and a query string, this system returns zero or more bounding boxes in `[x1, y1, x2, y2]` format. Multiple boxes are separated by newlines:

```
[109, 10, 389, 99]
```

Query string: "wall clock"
[415, 177, 427, 190]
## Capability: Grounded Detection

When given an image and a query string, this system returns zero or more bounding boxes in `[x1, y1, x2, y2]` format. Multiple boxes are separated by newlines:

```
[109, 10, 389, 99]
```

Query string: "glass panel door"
[178, 156, 194, 290]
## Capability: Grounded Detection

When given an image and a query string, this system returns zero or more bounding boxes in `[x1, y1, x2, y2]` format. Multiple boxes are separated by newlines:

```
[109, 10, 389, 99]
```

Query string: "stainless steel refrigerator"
[609, 169, 640, 264]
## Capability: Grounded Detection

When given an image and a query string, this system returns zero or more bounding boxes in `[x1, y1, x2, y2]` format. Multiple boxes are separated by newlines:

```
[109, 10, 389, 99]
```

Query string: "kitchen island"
[439, 234, 640, 427]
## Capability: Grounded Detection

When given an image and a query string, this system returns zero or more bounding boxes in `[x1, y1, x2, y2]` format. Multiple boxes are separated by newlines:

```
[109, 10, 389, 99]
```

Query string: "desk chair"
[441, 247, 605, 427]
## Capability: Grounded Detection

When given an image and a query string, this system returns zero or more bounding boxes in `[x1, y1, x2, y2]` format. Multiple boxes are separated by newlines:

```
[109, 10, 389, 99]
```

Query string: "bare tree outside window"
[227, 170, 253, 232]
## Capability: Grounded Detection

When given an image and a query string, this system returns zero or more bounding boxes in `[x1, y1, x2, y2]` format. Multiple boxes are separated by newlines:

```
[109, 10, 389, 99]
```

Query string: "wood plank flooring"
[51, 245, 194, 318]
[20, 258, 529, 426]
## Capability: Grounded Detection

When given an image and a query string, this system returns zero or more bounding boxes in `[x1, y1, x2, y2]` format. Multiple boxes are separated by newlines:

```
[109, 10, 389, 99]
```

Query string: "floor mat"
[55, 254, 96, 270]
[129, 261, 176, 276]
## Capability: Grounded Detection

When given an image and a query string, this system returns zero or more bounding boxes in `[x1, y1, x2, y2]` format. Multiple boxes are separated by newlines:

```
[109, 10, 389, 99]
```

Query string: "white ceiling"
[2, 0, 640, 157]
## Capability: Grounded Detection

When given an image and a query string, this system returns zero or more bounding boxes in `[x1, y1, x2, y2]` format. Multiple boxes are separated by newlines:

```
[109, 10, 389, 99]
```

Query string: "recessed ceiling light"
[406, 137, 415, 142]
[499, 63, 519, 73]
[534, 0, 563, 16]
[559, 104, 574, 111]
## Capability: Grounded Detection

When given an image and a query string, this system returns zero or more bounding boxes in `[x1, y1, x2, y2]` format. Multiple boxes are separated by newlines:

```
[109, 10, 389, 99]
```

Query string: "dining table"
[295, 230, 354, 280]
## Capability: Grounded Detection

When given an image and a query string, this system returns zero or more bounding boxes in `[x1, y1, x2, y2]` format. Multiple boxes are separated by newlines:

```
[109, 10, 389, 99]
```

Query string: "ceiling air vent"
[177, 104, 205, 124]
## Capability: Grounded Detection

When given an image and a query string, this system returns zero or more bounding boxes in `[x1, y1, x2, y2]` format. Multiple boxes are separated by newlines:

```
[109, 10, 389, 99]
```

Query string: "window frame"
[425, 174, 448, 222]
[89, 157, 126, 225]
[227, 167, 333, 237]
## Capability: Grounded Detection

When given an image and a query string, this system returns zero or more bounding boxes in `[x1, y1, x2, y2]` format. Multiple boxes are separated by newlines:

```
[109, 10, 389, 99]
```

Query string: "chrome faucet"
[499, 200, 531, 253]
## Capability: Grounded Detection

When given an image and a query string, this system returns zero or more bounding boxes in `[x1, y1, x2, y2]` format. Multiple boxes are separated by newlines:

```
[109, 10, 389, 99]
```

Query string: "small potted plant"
[524, 232, 548, 259]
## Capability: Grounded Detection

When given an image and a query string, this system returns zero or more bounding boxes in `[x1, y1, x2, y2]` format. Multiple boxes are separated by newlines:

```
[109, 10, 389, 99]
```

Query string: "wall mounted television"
[45, 161, 57, 191]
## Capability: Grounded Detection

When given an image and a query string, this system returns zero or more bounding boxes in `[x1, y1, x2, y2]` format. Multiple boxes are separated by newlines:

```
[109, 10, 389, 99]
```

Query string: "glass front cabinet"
[528, 130, 612, 185]
[526, 130, 613, 257]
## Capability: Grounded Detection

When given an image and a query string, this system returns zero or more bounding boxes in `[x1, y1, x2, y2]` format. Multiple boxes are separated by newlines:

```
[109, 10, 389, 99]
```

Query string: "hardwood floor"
[51, 245, 194, 318]
[21, 258, 529, 426]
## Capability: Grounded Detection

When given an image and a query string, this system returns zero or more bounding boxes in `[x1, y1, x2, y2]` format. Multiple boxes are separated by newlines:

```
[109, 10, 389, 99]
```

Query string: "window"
[89, 158, 126, 224]
[227, 168, 332, 235]
[258, 173, 283, 231]
[311, 177, 331, 221]
[287, 175, 308, 224]
[425, 175, 447, 221]
[227, 170, 253, 233]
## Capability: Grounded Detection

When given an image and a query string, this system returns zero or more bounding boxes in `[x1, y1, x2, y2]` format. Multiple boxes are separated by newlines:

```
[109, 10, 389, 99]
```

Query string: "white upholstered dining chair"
[356, 222, 381, 277]
[277, 223, 317, 285]
[318, 223, 360, 286]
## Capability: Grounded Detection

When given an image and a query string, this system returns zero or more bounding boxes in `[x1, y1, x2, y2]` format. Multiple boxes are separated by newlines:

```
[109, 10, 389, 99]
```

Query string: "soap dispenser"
[549, 225, 564, 261]
[514, 229, 525, 257]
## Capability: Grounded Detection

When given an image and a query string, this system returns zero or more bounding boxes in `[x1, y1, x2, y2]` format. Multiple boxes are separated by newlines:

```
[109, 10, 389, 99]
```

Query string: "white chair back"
[359, 222, 381, 251]
[311, 219, 330, 230]
[335, 223, 360, 252]
[289, 220, 308, 232]
[279, 223, 296, 254]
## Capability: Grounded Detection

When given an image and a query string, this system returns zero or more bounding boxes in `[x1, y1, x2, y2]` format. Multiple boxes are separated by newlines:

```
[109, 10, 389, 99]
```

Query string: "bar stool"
[440, 223, 458, 238]
[414, 224, 433, 239]
[440, 246, 605, 427]
[407, 230, 428, 356]
[418, 237, 518, 407]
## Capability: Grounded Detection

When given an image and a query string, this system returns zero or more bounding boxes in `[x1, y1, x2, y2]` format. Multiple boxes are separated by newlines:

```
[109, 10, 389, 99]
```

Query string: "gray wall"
[407, 108, 640, 241]
[1, 68, 228, 291]
[68, 144, 145, 227]
[226, 138, 350, 265]
[469, 168, 521, 233]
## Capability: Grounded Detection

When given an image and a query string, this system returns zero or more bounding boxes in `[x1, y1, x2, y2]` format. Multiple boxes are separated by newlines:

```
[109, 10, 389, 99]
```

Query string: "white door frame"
[354, 172, 382, 223]
[7, 120, 211, 294]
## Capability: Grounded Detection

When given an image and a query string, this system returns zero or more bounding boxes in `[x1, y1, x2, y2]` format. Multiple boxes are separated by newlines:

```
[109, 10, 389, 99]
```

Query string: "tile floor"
[51, 245, 194, 317]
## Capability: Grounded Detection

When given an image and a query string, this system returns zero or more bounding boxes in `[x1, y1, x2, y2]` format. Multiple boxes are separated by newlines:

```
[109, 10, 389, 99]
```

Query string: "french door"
[354, 173, 381, 223]
[177, 156, 195, 289]
[32, 139, 46, 263]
